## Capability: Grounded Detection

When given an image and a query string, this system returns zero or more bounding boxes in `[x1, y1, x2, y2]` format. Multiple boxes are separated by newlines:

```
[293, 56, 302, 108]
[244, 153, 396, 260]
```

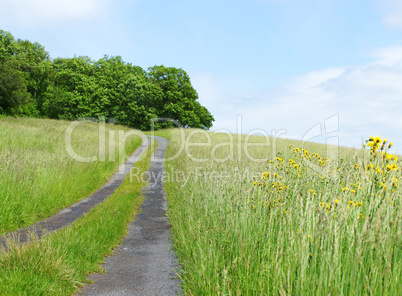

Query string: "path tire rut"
[79, 136, 182, 296]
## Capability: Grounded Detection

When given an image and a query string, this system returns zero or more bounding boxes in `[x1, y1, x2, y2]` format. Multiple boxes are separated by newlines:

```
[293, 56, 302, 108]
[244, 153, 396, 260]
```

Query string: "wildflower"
[335, 199, 339, 203]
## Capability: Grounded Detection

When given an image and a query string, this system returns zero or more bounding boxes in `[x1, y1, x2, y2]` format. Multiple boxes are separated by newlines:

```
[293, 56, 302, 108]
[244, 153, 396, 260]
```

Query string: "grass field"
[163, 129, 401, 295]
[0, 118, 400, 295]
[0, 135, 154, 295]
[0, 117, 142, 235]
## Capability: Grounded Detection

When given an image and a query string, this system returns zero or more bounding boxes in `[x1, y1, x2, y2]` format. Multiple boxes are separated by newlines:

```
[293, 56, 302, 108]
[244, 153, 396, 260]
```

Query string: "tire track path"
[80, 136, 182, 296]
[0, 136, 150, 250]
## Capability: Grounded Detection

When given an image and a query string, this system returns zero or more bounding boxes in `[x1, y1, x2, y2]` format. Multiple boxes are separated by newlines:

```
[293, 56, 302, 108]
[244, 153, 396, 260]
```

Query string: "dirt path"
[0, 135, 150, 250]
[79, 136, 182, 296]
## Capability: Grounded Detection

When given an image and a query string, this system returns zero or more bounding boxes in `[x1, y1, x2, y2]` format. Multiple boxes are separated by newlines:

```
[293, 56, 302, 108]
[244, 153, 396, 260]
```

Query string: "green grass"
[164, 129, 401, 295]
[0, 117, 142, 235]
[0, 139, 155, 295]
[1, 122, 400, 295]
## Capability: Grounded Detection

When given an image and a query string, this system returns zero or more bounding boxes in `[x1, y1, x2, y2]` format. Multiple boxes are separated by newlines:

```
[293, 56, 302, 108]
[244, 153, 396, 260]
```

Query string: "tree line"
[0, 30, 214, 129]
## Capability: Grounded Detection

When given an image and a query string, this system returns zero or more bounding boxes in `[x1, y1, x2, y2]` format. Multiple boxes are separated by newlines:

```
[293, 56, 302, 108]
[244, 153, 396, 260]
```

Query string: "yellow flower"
[335, 199, 339, 203]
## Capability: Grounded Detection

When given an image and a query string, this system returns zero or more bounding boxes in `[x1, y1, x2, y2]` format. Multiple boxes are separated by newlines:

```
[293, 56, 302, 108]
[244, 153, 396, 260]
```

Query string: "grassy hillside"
[163, 129, 401, 295]
[0, 117, 142, 235]
[0, 137, 154, 295]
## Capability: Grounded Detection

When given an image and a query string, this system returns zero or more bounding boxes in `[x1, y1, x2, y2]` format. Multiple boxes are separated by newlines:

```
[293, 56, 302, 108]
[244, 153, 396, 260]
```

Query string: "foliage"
[147, 65, 214, 129]
[0, 29, 214, 129]
[0, 61, 30, 114]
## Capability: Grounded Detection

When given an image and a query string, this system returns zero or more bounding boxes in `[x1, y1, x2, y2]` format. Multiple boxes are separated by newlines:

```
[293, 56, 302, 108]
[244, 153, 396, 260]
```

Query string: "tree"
[0, 61, 30, 114]
[0, 29, 215, 129]
[147, 65, 214, 129]
[0, 30, 51, 116]
[0, 30, 18, 63]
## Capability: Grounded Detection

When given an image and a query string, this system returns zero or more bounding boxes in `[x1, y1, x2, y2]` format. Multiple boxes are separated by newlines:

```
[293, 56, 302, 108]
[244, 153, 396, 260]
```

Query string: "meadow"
[0, 119, 156, 295]
[0, 118, 400, 295]
[163, 129, 401, 295]
[0, 117, 142, 235]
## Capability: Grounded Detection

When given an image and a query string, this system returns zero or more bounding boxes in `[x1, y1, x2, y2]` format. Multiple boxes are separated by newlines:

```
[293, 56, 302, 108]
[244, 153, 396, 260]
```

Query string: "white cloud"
[378, 0, 402, 30]
[0, 0, 111, 27]
[195, 45, 402, 151]
[371, 45, 402, 66]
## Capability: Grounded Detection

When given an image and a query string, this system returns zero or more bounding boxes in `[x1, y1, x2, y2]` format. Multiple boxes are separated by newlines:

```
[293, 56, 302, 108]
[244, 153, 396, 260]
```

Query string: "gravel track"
[79, 136, 182, 296]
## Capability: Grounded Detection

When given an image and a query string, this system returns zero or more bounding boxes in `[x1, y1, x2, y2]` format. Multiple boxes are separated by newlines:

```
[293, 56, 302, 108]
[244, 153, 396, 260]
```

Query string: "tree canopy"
[0, 29, 214, 130]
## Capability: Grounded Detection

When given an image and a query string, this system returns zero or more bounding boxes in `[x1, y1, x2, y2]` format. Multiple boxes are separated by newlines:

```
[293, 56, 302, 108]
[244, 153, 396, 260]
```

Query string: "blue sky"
[1, 0, 402, 151]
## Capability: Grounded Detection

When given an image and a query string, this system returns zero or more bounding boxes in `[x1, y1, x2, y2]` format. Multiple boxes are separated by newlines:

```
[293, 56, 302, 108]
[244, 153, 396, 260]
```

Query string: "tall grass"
[164, 129, 401, 295]
[0, 117, 142, 235]
[0, 139, 154, 295]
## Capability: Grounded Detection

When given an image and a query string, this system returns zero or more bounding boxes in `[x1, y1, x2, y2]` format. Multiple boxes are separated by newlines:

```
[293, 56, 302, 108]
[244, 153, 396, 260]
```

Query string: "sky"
[1, 0, 402, 151]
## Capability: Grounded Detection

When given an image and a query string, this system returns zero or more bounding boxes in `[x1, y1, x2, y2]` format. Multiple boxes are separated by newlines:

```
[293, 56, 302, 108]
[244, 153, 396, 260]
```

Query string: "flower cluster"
[252, 137, 400, 220]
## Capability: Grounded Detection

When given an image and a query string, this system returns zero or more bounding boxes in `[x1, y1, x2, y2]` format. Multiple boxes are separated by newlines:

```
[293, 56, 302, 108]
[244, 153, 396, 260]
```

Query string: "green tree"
[147, 65, 214, 129]
[0, 61, 30, 114]
[0, 30, 51, 116]
[1, 29, 215, 129]
[0, 30, 18, 63]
